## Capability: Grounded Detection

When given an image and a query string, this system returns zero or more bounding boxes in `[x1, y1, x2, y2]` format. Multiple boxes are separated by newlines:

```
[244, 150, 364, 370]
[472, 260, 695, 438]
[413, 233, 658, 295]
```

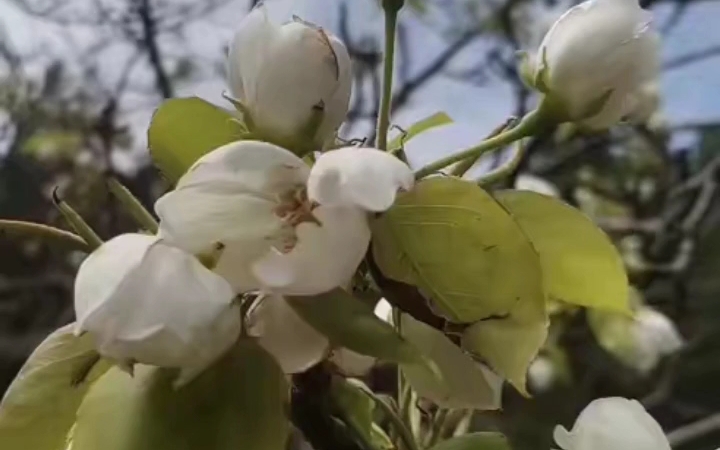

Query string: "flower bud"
[527, 0, 659, 129]
[554, 397, 671, 450]
[633, 306, 683, 374]
[227, 6, 351, 149]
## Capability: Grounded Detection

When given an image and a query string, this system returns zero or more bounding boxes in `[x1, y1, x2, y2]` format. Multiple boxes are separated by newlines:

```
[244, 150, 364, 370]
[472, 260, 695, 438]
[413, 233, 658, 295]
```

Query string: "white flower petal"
[553, 426, 574, 450]
[307, 147, 414, 212]
[556, 397, 671, 450]
[374, 298, 393, 323]
[251, 206, 370, 295]
[155, 141, 309, 289]
[247, 295, 329, 374]
[74, 234, 241, 376]
[227, 6, 278, 101]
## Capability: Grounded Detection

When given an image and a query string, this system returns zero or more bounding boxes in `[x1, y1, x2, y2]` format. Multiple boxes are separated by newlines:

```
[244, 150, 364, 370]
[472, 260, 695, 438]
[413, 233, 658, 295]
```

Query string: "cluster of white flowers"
[69, 1, 675, 445]
[74, 6, 414, 384]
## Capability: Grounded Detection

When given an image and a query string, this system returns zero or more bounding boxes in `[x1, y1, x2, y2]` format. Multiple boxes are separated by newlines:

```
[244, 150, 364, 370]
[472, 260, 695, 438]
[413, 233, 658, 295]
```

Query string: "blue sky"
[0, 0, 718, 171]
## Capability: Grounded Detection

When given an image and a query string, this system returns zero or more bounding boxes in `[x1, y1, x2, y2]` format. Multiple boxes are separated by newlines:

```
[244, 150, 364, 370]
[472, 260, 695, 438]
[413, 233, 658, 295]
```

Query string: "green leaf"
[398, 314, 501, 410]
[286, 289, 431, 367]
[388, 112, 452, 153]
[371, 177, 544, 323]
[461, 298, 548, 396]
[0, 324, 112, 450]
[331, 378, 374, 437]
[148, 97, 245, 183]
[428, 433, 511, 450]
[72, 340, 289, 450]
[331, 378, 393, 450]
[495, 190, 629, 314]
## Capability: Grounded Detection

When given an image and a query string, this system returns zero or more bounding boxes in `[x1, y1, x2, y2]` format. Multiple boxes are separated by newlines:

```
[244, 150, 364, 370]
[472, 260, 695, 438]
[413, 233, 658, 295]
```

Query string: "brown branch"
[663, 44, 720, 71]
[667, 412, 720, 446]
[135, 0, 174, 99]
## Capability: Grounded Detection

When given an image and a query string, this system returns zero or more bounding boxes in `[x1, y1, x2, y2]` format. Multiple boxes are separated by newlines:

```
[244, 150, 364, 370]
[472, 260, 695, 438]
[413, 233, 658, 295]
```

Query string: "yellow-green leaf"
[0, 324, 111, 450]
[461, 295, 548, 395]
[286, 289, 430, 367]
[495, 190, 629, 313]
[371, 177, 544, 323]
[148, 97, 245, 183]
[399, 314, 501, 410]
[428, 433, 511, 450]
[388, 112, 452, 153]
[72, 340, 289, 450]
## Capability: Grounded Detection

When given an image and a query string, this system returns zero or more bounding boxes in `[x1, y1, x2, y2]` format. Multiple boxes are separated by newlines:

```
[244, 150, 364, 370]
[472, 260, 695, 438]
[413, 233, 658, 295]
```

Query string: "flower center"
[272, 185, 321, 253]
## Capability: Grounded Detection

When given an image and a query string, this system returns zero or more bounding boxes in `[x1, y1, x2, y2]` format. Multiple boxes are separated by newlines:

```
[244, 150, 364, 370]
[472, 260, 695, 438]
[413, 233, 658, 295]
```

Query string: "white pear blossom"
[73, 233, 241, 383]
[514, 174, 561, 198]
[156, 141, 413, 296]
[530, 0, 659, 129]
[632, 306, 683, 374]
[554, 397, 671, 450]
[246, 294, 329, 374]
[227, 6, 351, 146]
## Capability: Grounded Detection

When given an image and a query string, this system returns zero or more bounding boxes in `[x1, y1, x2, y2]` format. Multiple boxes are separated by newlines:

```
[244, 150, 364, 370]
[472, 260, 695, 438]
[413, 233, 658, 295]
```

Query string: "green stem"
[52, 189, 103, 250]
[375, 7, 399, 151]
[425, 409, 450, 447]
[107, 178, 159, 233]
[450, 118, 515, 178]
[414, 109, 542, 179]
[0, 219, 91, 252]
[374, 394, 420, 450]
[477, 140, 527, 186]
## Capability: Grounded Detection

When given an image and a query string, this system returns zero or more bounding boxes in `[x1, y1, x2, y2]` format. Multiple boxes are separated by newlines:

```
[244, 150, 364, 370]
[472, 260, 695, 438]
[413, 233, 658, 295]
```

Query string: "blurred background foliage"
[0, 0, 719, 449]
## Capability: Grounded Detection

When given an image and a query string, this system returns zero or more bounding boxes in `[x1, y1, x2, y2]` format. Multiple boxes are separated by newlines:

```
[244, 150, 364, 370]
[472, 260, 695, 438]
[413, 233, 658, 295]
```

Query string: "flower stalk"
[375, 6, 400, 151]
[106, 177, 159, 233]
[414, 108, 543, 179]
[52, 188, 103, 250]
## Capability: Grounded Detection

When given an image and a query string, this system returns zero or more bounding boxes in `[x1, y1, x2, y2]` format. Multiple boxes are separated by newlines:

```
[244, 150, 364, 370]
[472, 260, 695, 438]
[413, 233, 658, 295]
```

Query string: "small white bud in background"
[528, 356, 556, 392]
[554, 397, 671, 450]
[633, 306, 683, 374]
